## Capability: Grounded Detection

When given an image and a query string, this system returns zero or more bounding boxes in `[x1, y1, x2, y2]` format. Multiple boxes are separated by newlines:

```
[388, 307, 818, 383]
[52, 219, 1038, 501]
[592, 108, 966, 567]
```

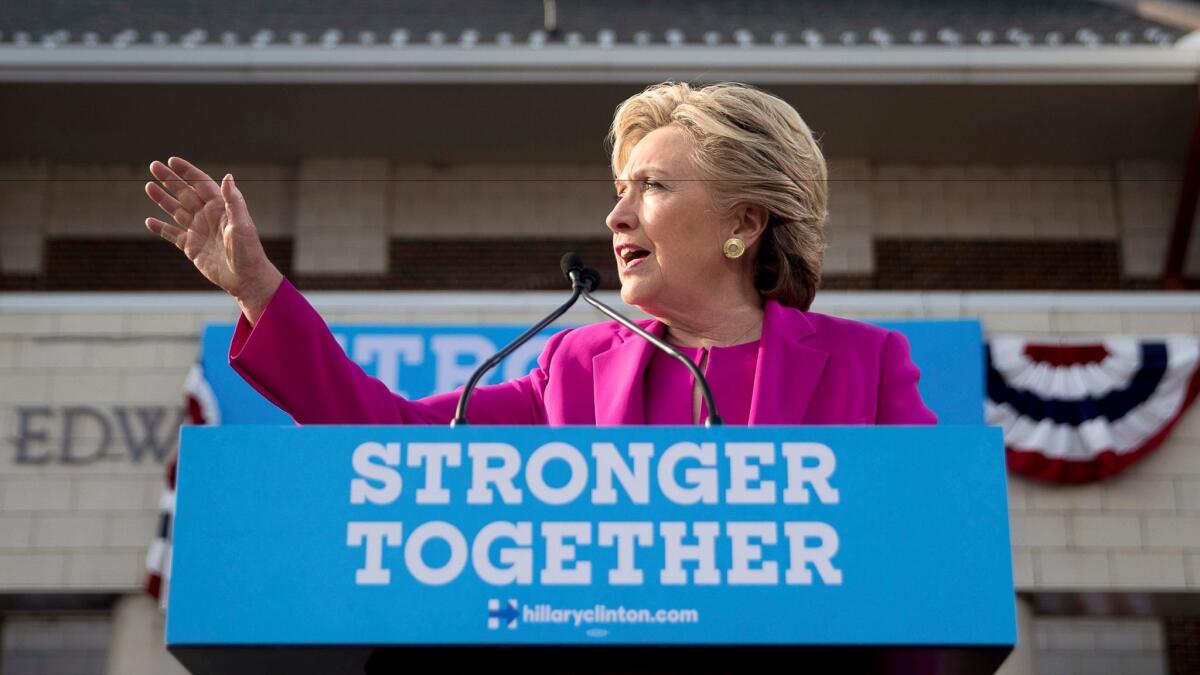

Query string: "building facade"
[1, 1, 1199, 673]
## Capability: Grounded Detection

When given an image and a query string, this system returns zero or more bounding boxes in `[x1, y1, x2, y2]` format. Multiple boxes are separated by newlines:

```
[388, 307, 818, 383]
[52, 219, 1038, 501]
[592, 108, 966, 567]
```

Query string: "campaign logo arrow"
[487, 599, 519, 630]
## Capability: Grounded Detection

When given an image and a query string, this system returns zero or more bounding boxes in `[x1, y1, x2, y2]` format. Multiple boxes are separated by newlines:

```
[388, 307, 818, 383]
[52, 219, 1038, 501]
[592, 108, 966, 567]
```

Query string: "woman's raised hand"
[144, 157, 282, 324]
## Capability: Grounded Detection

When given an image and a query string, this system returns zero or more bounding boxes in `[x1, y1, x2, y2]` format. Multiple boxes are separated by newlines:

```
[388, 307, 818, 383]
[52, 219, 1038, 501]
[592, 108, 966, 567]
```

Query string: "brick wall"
[1117, 160, 1185, 281]
[384, 238, 616, 290]
[1166, 617, 1200, 675]
[295, 159, 388, 274]
[869, 163, 1119, 240]
[0, 160, 48, 277]
[13, 236, 1141, 292]
[0, 615, 110, 675]
[40, 238, 294, 291]
[3, 157, 1192, 291]
[44, 164, 150, 241]
[389, 162, 614, 241]
[1033, 616, 1166, 675]
[0, 300, 215, 590]
[875, 239, 1122, 290]
[824, 158, 874, 275]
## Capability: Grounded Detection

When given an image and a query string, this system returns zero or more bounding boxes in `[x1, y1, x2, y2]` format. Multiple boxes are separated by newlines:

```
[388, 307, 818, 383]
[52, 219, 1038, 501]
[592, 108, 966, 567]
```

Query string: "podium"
[166, 424, 1015, 674]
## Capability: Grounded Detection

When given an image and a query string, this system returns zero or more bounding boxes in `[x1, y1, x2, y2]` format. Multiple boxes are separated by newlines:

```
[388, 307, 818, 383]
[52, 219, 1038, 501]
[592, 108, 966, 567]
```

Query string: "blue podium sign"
[168, 425, 1013, 651]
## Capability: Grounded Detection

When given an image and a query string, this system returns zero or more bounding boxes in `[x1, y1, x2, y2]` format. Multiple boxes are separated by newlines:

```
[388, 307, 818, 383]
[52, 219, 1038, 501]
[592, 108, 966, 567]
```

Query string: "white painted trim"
[0, 45, 1196, 84]
[2, 290, 1199, 312]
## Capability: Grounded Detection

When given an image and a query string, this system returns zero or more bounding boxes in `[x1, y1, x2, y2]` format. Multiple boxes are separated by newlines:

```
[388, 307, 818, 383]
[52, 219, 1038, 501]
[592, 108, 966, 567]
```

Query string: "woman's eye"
[612, 181, 659, 201]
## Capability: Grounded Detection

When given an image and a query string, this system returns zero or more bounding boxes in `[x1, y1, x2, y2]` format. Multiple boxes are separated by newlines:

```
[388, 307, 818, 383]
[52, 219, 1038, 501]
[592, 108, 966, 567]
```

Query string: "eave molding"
[0, 44, 1197, 84]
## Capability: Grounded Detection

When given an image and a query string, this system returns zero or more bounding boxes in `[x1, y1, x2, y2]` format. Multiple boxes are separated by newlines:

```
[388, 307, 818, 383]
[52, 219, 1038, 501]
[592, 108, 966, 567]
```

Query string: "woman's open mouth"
[616, 244, 651, 272]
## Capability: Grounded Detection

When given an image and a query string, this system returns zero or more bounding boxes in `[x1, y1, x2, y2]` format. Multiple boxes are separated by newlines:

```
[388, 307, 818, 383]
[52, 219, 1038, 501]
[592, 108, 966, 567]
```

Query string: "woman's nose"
[605, 197, 636, 233]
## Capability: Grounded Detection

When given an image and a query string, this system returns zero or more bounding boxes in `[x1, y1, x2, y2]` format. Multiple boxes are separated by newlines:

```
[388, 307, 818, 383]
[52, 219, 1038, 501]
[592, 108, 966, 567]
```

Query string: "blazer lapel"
[749, 301, 829, 425]
[592, 319, 664, 425]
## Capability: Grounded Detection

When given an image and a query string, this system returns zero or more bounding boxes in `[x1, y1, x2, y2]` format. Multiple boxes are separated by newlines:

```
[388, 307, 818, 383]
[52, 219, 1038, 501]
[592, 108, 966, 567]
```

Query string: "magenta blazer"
[229, 278, 937, 426]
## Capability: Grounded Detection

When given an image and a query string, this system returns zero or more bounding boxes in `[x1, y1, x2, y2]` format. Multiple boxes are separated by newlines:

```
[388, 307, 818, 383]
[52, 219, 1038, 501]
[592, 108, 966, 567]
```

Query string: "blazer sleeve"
[228, 277, 555, 425]
[876, 329, 938, 425]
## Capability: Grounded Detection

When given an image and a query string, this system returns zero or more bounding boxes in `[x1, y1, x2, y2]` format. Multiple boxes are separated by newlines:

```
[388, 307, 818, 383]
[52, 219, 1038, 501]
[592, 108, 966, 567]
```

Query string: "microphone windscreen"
[582, 268, 602, 291]
[560, 252, 585, 280]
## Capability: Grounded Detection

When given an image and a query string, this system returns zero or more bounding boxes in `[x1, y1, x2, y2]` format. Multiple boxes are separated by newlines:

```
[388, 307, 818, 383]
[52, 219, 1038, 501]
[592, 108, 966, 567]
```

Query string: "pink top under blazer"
[229, 278, 938, 426]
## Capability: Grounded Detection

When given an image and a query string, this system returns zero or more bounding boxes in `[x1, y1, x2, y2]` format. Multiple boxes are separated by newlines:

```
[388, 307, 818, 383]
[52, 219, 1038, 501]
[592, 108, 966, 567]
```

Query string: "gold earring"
[723, 237, 746, 259]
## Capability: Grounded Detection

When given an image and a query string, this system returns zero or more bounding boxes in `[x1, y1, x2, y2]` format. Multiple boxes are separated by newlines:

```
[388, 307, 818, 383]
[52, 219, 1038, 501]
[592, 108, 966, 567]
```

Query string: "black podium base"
[171, 644, 1012, 674]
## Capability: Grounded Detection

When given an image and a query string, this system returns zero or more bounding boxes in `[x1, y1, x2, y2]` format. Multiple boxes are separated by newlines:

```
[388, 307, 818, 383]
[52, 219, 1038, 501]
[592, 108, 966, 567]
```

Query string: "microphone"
[577, 263, 723, 427]
[560, 252, 602, 293]
[451, 252, 591, 426]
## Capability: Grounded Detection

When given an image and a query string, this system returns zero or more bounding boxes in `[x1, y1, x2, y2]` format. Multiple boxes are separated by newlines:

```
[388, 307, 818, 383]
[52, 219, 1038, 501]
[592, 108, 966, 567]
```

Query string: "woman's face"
[606, 126, 732, 316]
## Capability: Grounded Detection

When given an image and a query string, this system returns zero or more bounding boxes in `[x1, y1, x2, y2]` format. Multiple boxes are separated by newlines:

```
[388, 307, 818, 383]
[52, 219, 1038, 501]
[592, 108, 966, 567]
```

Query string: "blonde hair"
[606, 82, 828, 310]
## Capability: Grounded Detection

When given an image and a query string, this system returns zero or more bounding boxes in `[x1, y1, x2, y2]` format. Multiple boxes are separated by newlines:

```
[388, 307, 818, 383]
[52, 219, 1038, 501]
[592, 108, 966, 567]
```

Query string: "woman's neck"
[659, 294, 765, 349]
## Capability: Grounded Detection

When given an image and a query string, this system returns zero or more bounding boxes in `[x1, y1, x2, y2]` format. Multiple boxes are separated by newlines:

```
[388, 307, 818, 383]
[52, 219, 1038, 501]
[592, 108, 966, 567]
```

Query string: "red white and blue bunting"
[145, 361, 220, 609]
[986, 337, 1200, 484]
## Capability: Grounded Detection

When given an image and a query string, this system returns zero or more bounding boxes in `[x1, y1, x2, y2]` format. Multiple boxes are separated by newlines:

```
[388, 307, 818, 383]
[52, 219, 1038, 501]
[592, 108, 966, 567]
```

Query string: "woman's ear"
[730, 202, 770, 249]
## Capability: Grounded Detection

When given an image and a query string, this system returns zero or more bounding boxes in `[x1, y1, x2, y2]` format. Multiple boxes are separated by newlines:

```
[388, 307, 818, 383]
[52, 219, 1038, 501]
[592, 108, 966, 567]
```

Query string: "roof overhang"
[1, 43, 1198, 85]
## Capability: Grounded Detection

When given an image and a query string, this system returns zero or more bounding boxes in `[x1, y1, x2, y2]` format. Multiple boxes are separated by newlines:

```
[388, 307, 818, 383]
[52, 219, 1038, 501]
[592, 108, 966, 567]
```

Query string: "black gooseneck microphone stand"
[451, 253, 593, 426]
[451, 253, 723, 427]
[576, 266, 724, 427]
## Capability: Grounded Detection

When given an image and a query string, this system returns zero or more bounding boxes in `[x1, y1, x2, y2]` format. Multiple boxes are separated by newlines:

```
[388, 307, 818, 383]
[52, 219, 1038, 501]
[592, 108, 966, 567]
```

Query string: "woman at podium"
[142, 81, 936, 426]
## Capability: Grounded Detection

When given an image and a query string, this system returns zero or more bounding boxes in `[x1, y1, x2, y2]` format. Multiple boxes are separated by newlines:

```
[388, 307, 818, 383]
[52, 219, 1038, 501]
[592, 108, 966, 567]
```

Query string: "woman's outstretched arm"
[227, 276, 548, 426]
[143, 157, 282, 324]
[145, 157, 547, 426]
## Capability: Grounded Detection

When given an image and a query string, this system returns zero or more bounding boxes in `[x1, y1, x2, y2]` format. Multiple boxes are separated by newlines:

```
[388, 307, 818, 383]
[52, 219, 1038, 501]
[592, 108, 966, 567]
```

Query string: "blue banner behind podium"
[201, 319, 984, 425]
[168, 425, 1013, 647]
